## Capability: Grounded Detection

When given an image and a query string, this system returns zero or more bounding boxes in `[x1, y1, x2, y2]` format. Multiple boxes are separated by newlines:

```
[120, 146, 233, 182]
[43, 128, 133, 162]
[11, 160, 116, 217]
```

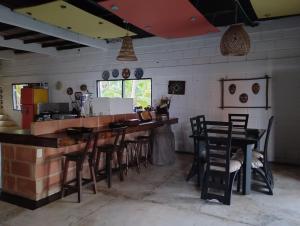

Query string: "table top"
[197, 127, 266, 145]
[0, 118, 178, 148]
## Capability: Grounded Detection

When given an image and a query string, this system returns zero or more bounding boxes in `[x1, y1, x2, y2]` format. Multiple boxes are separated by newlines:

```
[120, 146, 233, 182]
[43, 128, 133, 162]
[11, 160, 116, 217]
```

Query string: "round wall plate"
[112, 69, 119, 78]
[252, 83, 260, 94]
[102, 70, 110, 80]
[122, 68, 130, 79]
[80, 84, 87, 92]
[228, 83, 236, 95]
[134, 68, 144, 79]
[66, 87, 73, 95]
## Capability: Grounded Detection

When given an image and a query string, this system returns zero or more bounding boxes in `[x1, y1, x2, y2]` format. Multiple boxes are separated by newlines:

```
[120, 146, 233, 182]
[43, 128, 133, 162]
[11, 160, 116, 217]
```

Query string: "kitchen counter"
[0, 114, 178, 209]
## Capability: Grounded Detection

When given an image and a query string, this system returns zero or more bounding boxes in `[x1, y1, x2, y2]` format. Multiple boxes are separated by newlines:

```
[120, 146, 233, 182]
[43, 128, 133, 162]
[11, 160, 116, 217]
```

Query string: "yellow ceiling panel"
[251, 0, 300, 19]
[15, 0, 135, 39]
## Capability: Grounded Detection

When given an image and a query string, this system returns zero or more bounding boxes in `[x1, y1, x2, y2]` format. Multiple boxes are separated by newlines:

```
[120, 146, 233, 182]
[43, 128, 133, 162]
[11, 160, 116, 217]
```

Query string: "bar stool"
[61, 131, 98, 203]
[95, 126, 127, 188]
[124, 134, 152, 174]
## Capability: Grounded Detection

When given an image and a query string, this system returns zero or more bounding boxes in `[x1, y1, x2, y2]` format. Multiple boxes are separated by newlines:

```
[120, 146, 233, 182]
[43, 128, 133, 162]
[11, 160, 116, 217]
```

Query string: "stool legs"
[106, 152, 112, 188]
[61, 159, 69, 198]
[76, 161, 82, 203]
[88, 158, 97, 194]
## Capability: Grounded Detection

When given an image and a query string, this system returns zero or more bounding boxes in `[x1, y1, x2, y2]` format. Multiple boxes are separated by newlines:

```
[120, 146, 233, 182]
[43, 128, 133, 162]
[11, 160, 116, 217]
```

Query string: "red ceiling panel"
[99, 0, 219, 39]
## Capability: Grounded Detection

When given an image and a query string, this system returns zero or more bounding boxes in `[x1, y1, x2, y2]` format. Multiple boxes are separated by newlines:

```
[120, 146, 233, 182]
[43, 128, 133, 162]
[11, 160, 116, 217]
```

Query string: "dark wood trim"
[219, 106, 271, 109]
[220, 75, 271, 109]
[4, 31, 38, 40]
[23, 36, 59, 44]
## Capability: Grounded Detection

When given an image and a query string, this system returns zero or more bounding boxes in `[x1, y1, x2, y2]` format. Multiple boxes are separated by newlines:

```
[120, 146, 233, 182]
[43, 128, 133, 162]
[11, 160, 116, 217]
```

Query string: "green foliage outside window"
[97, 79, 151, 108]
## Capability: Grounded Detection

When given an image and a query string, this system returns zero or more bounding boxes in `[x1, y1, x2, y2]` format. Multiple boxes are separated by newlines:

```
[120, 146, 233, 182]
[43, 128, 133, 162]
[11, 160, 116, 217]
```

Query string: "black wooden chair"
[95, 126, 127, 188]
[61, 131, 98, 203]
[251, 116, 274, 195]
[228, 114, 249, 129]
[186, 115, 205, 186]
[201, 121, 242, 205]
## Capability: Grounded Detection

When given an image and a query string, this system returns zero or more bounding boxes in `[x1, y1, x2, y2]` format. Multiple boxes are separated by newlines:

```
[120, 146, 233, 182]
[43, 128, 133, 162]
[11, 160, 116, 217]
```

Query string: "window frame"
[12, 83, 28, 111]
[96, 78, 152, 107]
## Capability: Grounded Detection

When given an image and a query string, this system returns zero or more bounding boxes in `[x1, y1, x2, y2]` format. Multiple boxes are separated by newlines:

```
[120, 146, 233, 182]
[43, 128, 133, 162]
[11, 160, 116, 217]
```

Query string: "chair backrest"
[190, 115, 205, 136]
[203, 121, 233, 176]
[228, 114, 249, 129]
[80, 131, 98, 170]
[263, 116, 274, 162]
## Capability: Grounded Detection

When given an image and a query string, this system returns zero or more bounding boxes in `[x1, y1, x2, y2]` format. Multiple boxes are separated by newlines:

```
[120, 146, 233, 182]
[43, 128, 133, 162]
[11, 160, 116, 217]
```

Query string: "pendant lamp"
[220, 0, 252, 56]
[116, 35, 137, 61]
[220, 23, 250, 56]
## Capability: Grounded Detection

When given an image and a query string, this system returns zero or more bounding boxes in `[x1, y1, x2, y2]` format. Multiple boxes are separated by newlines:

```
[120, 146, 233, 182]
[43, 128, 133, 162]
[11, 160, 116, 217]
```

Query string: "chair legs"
[61, 159, 69, 198]
[253, 167, 273, 195]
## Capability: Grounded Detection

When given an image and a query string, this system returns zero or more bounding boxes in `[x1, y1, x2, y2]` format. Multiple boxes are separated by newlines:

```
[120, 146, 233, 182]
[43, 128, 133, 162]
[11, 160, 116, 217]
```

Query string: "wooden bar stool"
[95, 127, 127, 188]
[61, 131, 98, 203]
[124, 134, 152, 173]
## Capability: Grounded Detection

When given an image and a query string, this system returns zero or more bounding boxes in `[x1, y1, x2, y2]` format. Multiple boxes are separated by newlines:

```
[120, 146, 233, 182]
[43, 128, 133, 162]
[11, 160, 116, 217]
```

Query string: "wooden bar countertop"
[0, 118, 178, 148]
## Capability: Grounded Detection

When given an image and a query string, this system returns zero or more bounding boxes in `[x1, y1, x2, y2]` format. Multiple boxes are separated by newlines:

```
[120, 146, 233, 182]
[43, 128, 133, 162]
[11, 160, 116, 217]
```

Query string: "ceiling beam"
[56, 44, 86, 51]
[0, 23, 15, 32]
[3, 31, 38, 40]
[23, 36, 59, 44]
[0, 5, 107, 51]
[42, 40, 73, 48]
[0, 36, 58, 56]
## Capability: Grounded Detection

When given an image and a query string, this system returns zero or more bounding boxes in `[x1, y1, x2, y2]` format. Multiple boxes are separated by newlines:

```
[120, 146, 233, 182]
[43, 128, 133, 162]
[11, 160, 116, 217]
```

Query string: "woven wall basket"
[220, 23, 250, 56]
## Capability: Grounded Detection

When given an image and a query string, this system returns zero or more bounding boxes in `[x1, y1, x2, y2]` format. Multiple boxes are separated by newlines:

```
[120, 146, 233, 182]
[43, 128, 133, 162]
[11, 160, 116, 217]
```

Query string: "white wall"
[0, 17, 300, 164]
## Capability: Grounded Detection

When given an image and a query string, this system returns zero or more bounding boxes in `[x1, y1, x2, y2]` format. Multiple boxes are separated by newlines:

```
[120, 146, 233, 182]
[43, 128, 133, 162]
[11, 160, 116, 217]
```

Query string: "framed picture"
[168, 81, 185, 95]
[220, 75, 271, 109]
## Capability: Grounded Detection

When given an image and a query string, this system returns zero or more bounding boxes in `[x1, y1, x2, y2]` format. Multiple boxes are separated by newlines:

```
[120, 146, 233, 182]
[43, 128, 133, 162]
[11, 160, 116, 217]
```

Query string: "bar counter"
[0, 113, 178, 209]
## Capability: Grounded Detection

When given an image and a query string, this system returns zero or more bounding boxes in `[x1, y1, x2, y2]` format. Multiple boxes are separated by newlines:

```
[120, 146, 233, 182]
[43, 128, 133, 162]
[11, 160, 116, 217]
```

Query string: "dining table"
[198, 127, 266, 195]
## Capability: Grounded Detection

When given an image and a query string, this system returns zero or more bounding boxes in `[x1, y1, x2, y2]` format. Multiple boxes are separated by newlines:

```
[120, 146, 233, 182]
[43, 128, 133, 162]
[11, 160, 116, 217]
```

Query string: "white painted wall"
[0, 17, 300, 164]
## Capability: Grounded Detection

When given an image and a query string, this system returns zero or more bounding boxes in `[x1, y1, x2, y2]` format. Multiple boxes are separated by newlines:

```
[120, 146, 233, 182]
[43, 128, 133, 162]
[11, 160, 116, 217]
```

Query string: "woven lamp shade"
[220, 24, 250, 56]
[116, 35, 137, 61]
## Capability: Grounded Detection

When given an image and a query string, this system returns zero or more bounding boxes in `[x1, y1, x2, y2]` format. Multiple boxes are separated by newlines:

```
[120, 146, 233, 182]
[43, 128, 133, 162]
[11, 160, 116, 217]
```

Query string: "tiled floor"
[0, 154, 300, 226]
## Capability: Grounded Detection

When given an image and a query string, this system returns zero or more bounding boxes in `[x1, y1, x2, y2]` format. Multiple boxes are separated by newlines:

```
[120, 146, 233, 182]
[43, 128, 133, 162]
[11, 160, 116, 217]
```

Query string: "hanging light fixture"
[116, 22, 137, 61]
[220, 0, 256, 56]
[220, 23, 250, 56]
[116, 35, 137, 61]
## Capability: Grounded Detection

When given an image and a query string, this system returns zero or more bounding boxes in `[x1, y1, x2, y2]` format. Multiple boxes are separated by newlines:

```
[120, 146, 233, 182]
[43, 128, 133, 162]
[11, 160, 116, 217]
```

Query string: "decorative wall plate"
[102, 70, 110, 80]
[112, 69, 119, 78]
[66, 87, 73, 95]
[80, 84, 87, 92]
[252, 83, 260, 94]
[239, 93, 248, 103]
[228, 84, 236, 95]
[134, 68, 144, 79]
[122, 68, 130, 79]
[75, 92, 82, 100]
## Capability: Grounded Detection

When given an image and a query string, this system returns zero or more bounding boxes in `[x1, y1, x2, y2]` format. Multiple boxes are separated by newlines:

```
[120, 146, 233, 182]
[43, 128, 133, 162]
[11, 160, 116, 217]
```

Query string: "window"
[12, 83, 28, 111]
[98, 80, 122, 98]
[97, 79, 152, 108]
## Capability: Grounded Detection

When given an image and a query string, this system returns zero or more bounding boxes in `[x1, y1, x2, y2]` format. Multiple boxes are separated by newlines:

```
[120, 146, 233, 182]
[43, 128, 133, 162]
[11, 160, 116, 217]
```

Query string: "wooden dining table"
[198, 127, 266, 195]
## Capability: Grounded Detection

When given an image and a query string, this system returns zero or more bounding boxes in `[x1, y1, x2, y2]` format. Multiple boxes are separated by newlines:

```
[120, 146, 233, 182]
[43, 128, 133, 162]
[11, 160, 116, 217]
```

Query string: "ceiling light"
[116, 35, 137, 61]
[220, 0, 252, 56]
[190, 16, 196, 22]
[111, 5, 119, 11]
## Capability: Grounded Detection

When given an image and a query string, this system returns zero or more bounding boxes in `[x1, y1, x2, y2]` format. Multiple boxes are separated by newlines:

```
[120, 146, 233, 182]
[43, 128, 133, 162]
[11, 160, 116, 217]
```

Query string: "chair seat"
[98, 144, 115, 152]
[209, 159, 242, 173]
[253, 149, 264, 159]
[252, 158, 263, 168]
[232, 149, 244, 164]
[63, 151, 85, 160]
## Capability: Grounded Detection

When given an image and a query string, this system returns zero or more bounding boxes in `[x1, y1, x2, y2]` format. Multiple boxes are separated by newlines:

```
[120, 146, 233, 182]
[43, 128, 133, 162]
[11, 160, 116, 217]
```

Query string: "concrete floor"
[0, 154, 300, 226]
